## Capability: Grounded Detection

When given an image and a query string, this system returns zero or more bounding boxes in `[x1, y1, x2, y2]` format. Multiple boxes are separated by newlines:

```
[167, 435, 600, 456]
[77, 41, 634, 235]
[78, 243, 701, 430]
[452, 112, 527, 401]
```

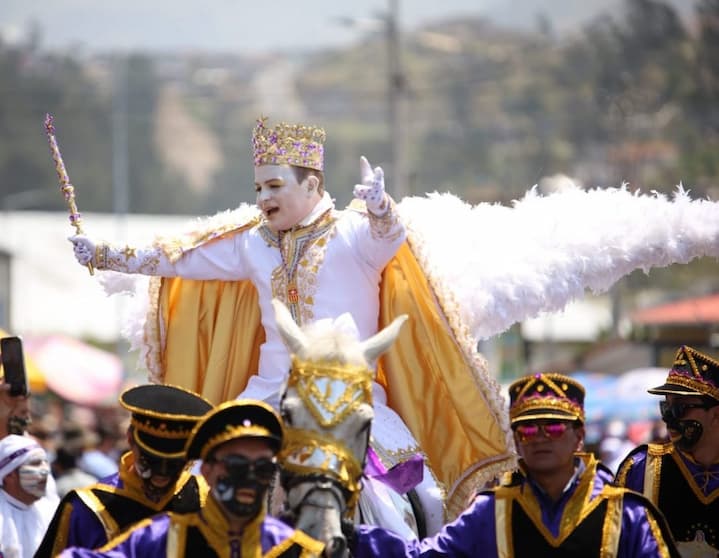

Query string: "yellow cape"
[142, 222, 515, 518]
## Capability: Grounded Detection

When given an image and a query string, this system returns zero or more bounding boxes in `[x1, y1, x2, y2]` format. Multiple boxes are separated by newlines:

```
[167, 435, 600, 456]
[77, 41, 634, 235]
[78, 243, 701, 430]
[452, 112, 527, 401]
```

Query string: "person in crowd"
[616, 345, 719, 556]
[59, 400, 324, 557]
[0, 434, 57, 558]
[0, 381, 31, 438]
[352, 372, 679, 557]
[77, 423, 122, 480]
[35, 384, 213, 556]
[52, 423, 98, 498]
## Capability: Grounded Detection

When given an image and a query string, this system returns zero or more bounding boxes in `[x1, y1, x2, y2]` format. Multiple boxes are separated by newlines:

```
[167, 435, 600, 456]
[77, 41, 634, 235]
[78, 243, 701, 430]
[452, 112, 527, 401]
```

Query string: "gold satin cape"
[146, 233, 514, 518]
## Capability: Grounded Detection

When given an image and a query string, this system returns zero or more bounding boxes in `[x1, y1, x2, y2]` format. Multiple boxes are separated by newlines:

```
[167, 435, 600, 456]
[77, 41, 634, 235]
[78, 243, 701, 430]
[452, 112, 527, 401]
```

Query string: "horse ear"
[271, 298, 308, 355]
[361, 314, 408, 364]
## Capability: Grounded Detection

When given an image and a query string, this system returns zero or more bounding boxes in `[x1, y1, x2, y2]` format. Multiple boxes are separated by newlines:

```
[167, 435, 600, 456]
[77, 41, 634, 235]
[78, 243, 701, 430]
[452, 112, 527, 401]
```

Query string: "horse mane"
[293, 320, 369, 367]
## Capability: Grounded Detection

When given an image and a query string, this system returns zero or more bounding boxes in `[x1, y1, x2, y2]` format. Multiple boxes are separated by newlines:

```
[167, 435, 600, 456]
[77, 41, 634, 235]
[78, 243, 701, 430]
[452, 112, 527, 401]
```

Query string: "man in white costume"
[0, 434, 57, 558]
[69, 117, 446, 536]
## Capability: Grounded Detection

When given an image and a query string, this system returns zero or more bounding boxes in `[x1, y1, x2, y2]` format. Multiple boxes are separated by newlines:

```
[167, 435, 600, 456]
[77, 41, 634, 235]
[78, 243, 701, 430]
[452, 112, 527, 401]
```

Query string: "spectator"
[0, 434, 57, 558]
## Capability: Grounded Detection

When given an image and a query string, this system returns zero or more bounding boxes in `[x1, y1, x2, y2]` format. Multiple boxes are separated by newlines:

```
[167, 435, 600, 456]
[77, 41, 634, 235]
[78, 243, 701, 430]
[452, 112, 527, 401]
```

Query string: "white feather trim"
[398, 186, 719, 341]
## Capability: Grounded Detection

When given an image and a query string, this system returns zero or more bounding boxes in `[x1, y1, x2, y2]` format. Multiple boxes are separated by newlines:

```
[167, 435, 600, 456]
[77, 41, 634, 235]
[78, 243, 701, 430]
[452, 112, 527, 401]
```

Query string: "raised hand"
[353, 156, 388, 215]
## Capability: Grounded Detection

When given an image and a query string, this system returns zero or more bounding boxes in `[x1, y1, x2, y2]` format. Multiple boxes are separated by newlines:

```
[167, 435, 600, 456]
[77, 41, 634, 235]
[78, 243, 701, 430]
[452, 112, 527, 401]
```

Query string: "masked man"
[60, 400, 324, 557]
[36, 384, 213, 556]
[616, 345, 719, 557]
[0, 435, 56, 558]
[352, 372, 679, 557]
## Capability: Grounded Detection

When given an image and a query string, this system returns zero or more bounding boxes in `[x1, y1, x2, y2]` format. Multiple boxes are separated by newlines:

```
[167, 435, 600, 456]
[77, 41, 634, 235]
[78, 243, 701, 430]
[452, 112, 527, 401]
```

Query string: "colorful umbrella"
[22, 335, 123, 406]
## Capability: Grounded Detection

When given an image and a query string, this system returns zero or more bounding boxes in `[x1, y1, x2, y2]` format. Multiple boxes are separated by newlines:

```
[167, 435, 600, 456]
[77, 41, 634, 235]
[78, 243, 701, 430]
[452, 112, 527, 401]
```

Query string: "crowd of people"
[0, 114, 717, 556]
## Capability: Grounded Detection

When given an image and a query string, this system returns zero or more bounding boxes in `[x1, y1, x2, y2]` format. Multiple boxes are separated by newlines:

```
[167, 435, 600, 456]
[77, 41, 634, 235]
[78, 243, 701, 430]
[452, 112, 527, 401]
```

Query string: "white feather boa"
[101, 186, 719, 368]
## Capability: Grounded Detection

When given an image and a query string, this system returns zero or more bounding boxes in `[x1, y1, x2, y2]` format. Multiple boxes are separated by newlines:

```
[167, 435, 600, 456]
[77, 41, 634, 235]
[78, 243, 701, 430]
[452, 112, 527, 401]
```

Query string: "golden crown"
[252, 116, 326, 171]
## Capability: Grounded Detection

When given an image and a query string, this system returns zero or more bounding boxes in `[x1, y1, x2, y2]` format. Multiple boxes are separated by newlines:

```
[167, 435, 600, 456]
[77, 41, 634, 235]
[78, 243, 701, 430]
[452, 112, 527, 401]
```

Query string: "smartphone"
[0, 336, 29, 397]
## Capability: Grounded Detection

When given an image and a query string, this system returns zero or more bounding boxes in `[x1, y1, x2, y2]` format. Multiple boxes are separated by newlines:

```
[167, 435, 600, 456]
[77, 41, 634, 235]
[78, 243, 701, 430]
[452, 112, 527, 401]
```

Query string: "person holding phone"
[1, 336, 32, 438]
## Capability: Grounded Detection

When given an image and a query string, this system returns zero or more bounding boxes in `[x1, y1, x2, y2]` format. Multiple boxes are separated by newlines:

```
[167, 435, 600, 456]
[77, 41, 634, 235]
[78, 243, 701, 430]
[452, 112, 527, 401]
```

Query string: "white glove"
[69, 234, 98, 266]
[353, 156, 388, 216]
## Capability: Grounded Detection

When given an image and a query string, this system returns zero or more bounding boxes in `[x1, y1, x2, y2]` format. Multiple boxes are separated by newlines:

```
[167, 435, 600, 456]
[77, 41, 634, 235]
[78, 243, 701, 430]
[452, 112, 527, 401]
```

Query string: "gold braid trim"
[509, 396, 584, 423]
[402, 213, 517, 517]
[664, 372, 719, 400]
[600, 488, 623, 558]
[200, 425, 276, 460]
[289, 357, 374, 428]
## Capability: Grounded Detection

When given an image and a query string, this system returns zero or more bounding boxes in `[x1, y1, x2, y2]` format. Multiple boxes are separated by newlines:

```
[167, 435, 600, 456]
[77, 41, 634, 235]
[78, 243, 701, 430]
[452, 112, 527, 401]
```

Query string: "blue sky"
[0, 0, 646, 54]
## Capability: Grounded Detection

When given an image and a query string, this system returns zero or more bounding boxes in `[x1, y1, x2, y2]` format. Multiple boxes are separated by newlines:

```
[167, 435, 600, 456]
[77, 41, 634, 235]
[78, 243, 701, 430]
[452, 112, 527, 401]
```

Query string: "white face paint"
[254, 165, 318, 232]
[18, 448, 50, 499]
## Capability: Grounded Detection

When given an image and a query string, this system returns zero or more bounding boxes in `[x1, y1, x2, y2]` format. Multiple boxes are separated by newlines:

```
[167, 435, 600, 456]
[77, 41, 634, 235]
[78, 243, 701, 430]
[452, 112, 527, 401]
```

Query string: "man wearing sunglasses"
[36, 384, 213, 556]
[352, 372, 678, 557]
[616, 345, 719, 556]
[59, 400, 324, 557]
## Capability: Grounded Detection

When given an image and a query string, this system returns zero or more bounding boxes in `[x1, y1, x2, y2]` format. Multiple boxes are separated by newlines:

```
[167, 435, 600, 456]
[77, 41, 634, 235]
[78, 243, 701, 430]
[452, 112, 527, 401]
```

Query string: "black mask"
[210, 455, 277, 518]
[135, 451, 186, 501]
[660, 400, 716, 451]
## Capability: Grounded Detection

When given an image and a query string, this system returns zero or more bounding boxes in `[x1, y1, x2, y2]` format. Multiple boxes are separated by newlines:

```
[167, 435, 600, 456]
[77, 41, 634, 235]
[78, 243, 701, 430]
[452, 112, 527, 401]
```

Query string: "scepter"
[44, 113, 94, 275]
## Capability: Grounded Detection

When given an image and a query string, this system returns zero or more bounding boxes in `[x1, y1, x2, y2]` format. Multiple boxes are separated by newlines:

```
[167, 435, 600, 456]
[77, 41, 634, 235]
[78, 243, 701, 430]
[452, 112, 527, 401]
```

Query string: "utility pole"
[386, 0, 408, 199]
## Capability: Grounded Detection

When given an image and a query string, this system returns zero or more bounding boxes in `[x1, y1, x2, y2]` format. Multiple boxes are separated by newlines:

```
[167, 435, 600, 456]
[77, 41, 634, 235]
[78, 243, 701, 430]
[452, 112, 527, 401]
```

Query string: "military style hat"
[648, 345, 719, 401]
[120, 384, 213, 459]
[185, 399, 284, 461]
[509, 372, 586, 425]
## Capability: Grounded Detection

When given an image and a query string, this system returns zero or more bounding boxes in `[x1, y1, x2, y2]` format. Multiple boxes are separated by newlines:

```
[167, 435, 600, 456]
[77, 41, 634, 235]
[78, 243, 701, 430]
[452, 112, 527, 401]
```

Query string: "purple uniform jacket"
[616, 442, 719, 555]
[354, 454, 678, 557]
[35, 452, 205, 557]
[57, 495, 324, 558]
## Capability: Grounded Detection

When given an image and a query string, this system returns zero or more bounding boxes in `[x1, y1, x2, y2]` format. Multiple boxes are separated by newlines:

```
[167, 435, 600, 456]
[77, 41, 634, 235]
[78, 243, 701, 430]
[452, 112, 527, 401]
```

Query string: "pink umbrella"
[23, 335, 123, 406]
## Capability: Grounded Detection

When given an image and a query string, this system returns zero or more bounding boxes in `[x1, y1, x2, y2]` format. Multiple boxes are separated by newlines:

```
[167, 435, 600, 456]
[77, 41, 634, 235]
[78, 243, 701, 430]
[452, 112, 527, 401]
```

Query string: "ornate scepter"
[44, 113, 94, 275]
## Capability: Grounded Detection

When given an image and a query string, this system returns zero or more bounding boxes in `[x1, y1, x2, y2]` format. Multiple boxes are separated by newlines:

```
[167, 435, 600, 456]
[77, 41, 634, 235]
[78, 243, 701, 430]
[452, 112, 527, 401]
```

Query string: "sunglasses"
[659, 400, 718, 421]
[514, 422, 570, 443]
[210, 455, 278, 482]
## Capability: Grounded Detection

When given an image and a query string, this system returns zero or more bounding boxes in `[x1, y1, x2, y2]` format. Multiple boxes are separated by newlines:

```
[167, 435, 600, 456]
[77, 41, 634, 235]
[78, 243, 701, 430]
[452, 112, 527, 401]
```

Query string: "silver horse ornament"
[272, 299, 421, 558]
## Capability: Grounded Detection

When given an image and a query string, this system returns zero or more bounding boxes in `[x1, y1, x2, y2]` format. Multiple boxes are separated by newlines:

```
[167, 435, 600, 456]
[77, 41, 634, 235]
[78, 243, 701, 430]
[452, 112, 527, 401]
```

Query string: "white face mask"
[254, 165, 318, 232]
[18, 450, 50, 499]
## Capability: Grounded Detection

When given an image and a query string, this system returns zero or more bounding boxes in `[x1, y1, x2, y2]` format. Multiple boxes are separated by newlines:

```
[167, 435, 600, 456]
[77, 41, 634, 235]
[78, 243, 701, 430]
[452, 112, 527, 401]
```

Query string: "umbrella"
[0, 329, 46, 393]
[22, 335, 123, 406]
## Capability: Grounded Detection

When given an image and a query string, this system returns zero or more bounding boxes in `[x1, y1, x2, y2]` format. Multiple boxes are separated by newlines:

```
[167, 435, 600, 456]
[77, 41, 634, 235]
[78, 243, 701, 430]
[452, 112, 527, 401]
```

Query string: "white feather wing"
[398, 186, 719, 341]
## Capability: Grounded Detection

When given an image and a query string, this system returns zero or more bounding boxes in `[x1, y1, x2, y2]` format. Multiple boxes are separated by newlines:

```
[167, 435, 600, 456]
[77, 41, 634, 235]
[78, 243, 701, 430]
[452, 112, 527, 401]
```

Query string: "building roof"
[631, 293, 719, 325]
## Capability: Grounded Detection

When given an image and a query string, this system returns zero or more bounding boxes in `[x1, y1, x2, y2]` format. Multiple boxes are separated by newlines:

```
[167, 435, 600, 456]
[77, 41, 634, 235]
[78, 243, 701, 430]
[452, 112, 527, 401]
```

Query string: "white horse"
[272, 299, 429, 558]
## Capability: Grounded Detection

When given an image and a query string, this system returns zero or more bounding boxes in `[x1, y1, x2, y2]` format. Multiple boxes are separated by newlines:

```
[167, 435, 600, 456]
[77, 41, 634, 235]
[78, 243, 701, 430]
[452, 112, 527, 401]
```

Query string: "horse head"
[272, 299, 406, 558]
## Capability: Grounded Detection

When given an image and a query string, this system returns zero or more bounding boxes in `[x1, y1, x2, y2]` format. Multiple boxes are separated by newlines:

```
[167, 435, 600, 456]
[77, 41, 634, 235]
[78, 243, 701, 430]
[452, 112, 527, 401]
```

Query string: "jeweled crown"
[252, 116, 326, 171]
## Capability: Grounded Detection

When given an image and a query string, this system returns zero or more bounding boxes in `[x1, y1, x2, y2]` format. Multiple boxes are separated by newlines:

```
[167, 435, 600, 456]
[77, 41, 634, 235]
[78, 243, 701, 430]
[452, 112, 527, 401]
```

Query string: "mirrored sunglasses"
[211, 455, 278, 482]
[515, 421, 570, 443]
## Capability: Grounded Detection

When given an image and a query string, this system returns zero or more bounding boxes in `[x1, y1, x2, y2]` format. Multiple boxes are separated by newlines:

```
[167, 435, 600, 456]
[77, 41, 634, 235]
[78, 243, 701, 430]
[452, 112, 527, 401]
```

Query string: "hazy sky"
[2, 0, 491, 53]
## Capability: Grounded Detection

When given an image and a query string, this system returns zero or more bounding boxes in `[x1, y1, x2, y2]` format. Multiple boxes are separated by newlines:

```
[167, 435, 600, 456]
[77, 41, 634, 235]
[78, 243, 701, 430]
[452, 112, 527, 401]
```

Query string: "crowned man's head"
[252, 116, 326, 232]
